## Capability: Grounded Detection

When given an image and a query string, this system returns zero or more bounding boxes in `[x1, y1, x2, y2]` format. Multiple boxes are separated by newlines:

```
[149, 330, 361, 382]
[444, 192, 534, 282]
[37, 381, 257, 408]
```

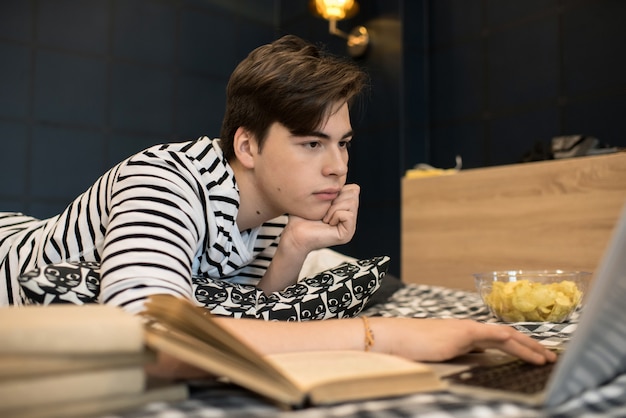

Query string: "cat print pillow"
[18, 256, 390, 321]
[18, 261, 101, 305]
[192, 255, 390, 320]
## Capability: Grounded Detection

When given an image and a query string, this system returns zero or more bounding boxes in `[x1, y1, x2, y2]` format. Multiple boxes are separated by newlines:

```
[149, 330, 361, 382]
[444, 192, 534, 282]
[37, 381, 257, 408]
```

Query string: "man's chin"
[300, 214, 326, 222]
[292, 209, 328, 222]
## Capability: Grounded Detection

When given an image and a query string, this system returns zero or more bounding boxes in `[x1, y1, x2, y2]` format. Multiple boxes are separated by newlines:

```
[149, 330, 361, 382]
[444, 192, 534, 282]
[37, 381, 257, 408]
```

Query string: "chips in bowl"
[474, 270, 591, 322]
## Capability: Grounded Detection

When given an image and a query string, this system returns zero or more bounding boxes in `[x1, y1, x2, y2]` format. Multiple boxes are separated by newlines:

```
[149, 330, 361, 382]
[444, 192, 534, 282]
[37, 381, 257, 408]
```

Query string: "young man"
[0, 35, 363, 313]
[0, 35, 555, 377]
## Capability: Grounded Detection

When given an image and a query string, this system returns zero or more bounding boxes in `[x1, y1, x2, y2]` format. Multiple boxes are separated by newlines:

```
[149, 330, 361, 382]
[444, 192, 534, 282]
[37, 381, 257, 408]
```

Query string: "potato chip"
[482, 279, 582, 322]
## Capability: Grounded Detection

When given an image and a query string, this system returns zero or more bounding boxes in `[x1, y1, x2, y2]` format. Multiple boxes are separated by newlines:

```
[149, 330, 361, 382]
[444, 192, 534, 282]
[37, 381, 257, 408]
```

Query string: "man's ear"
[233, 127, 256, 169]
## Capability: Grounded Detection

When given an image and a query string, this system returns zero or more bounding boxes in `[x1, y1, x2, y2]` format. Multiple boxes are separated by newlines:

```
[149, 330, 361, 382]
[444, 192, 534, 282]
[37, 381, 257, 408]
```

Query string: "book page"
[144, 324, 305, 406]
[266, 350, 436, 389]
[266, 350, 446, 405]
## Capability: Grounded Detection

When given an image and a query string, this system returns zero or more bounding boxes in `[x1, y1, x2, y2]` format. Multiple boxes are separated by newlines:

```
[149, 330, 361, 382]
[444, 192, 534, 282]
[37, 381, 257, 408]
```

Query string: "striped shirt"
[0, 137, 286, 312]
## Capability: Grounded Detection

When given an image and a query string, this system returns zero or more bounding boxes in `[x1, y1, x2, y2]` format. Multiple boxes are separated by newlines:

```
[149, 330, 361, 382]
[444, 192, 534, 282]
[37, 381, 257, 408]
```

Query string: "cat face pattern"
[18, 261, 101, 305]
[18, 256, 390, 321]
[192, 255, 390, 320]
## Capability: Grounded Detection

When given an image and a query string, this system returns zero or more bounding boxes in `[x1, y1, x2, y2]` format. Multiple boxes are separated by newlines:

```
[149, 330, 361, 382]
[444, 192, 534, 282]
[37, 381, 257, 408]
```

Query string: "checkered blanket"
[112, 285, 626, 418]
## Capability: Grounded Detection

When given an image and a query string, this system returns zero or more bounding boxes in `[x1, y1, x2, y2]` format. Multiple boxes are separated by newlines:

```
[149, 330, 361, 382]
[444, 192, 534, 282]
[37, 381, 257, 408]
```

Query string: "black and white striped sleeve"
[98, 151, 207, 313]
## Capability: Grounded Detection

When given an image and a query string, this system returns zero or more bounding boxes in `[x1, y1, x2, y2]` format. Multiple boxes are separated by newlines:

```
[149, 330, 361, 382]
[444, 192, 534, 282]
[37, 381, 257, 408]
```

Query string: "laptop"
[434, 202, 626, 407]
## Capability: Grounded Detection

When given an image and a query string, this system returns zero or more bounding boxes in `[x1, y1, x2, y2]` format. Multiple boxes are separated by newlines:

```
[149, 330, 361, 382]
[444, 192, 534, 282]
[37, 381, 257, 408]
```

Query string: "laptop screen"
[544, 204, 626, 406]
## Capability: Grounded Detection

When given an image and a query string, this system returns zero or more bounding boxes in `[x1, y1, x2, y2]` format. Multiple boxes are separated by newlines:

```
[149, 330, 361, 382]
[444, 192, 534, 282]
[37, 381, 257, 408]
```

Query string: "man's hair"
[219, 35, 368, 161]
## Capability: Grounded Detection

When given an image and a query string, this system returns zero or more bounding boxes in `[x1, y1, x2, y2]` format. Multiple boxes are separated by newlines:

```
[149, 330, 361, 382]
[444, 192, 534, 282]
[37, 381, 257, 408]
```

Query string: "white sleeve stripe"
[106, 248, 189, 271]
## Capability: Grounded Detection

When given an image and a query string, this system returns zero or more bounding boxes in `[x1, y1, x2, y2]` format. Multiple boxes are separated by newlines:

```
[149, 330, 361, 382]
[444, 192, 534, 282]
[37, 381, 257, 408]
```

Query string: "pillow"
[363, 272, 404, 310]
[18, 255, 390, 321]
[194, 255, 390, 320]
[18, 261, 101, 305]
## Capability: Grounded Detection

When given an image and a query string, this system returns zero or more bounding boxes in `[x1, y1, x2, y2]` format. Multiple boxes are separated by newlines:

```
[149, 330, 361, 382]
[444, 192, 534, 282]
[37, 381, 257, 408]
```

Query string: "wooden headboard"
[401, 152, 626, 291]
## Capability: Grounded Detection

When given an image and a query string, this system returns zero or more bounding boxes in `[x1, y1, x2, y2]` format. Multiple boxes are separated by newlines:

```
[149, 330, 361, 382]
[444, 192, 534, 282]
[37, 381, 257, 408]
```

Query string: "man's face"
[252, 102, 353, 221]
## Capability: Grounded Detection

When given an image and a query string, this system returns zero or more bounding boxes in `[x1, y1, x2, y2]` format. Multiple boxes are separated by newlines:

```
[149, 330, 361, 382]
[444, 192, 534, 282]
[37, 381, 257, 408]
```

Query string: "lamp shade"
[311, 0, 359, 21]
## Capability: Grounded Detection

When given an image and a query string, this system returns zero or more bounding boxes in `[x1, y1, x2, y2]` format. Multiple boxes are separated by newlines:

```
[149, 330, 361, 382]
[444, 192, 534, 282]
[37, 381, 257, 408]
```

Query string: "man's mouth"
[314, 189, 340, 201]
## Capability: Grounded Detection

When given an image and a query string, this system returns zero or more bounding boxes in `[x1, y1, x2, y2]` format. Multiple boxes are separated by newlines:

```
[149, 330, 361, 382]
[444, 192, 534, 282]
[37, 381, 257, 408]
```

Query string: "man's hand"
[372, 317, 558, 365]
[256, 184, 359, 294]
[285, 183, 360, 253]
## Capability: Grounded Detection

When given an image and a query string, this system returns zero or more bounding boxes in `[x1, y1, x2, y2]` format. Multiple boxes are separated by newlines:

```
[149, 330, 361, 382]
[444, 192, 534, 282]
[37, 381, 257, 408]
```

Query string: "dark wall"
[0, 0, 277, 217]
[406, 0, 626, 170]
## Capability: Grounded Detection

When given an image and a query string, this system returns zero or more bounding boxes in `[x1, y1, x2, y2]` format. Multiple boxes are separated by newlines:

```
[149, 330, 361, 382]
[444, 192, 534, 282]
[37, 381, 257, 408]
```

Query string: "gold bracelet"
[360, 316, 375, 351]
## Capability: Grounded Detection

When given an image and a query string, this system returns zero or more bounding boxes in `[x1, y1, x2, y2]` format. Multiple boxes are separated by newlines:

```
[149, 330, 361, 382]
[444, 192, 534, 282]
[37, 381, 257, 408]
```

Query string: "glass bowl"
[474, 270, 592, 323]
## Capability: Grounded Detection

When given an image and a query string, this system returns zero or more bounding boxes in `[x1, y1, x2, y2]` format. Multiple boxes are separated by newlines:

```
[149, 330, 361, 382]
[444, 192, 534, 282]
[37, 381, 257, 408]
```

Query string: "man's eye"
[340, 140, 352, 149]
[307, 142, 320, 148]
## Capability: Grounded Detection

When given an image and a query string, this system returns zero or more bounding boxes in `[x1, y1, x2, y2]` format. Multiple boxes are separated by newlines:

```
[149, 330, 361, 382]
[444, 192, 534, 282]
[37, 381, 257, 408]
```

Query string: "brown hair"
[219, 35, 368, 161]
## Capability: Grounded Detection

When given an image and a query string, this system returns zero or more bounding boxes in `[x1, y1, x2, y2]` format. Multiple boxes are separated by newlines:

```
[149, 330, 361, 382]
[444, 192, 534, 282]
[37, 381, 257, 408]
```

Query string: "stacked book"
[0, 304, 187, 418]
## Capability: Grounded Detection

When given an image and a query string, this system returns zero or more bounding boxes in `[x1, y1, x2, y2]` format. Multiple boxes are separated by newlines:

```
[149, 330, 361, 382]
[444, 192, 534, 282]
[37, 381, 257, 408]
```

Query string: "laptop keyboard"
[444, 358, 558, 394]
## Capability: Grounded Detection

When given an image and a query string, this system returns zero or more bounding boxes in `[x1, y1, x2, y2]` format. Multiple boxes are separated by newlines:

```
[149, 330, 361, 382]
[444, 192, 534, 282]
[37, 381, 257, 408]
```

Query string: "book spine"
[0, 352, 154, 379]
[0, 322, 143, 354]
[0, 383, 188, 418]
[0, 305, 144, 355]
[0, 367, 145, 410]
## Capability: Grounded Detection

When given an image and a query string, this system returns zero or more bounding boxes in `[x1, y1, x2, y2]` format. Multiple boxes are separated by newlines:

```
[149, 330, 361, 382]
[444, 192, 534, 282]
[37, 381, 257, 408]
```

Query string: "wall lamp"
[309, 0, 369, 57]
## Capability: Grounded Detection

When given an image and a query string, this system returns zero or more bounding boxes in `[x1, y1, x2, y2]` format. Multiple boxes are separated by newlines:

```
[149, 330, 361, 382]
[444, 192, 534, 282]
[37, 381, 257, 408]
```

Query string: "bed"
[109, 152, 626, 418]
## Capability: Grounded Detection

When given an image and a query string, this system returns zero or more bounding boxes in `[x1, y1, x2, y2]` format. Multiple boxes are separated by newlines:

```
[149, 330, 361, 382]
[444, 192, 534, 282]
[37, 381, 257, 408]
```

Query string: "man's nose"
[322, 148, 348, 176]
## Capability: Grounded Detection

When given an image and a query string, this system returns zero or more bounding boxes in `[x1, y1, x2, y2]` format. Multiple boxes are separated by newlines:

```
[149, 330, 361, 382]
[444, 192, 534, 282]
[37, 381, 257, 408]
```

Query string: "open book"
[142, 294, 447, 408]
